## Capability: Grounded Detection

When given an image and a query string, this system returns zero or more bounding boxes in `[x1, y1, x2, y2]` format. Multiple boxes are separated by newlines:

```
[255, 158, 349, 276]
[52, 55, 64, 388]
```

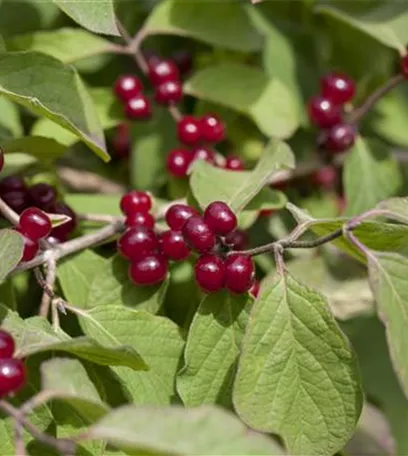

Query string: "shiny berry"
[320, 72, 355, 105]
[194, 254, 225, 293]
[117, 227, 158, 261]
[225, 230, 249, 251]
[120, 191, 152, 215]
[0, 330, 15, 359]
[172, 50, 193, 75]
[177, 116, 201, 145]
[125, 95, 151, 120]
[148, 60, 179, 86]
[29, 183, 57, 210]
[225, 254, 255, 294]
[159, 230, 190, 261]
[0, 358, 26, 397]
[307, 96, 342, 128]
[46, 236, 61, 246]
[311, 166, 337, 190]
[322, 123, 357, 153]
[15, 228, 39, 262]
[113, 123, 131, 158]
[0, 176, 26, 194]
[129, 253, 168, 285]
[125, 212, 155, 229]
[49, 202, 77, 241]
[155, 81, 182, 105]
[200, 114, 225, 143]
[114, 75, 143, 102]
[191, 146, 216, 165]
[19, 207, 52, 241]
[165, 204, 199, 230]
[2, 191, 31, 214]
[250, 281, 260, 298]
[182, 215, 216, 253]
[166, 148, 193, 177]
[401, 55, 408, 77]
[204, 201, 237, 236]
[224, 155, 245, 171]
[0, 147, 4, 173]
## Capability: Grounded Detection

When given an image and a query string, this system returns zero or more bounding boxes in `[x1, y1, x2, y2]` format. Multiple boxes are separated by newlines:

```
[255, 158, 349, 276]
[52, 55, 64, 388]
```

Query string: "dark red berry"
[307, 96, 342, 128]
[143, 50, 161, 67]
[224, 155, 245, 171]
[0, 330, 15, 359]
[15, 228, 39, 262]
[191, 146, 216, 165]
[182, 215, 216, 253]
[225, 254, 255, 294]
[259, 209, 275, 218]
[0, 176, 26, 194]
[2, 191, 31, 214]
[320, 72, 355, 105]
[172, 50, 193, 75]
[195, 254, 225, 293]
[155, 81, 182, 105]
[125, 95, 152, 120]
[0, 147, 4, 173]
[50, 202, 77, 241]
[29, 183, 57, 210]
[148, 60, 179, 86]
[165, 204, 199, 230]
[401, 55, 408, 77]
[225, 230, 249, 251]
[337, 195, 347, 215]
[117, 226, 158, 261]
[250, 280, 260, 298]
[129, 253, 168, 285]
[177, 116, 201, 145]
[125, 211, 155, 229]
[0, 358, 26, 397]
[200, 114, 225, 143]
[120, 191, 152, 215]
[322, 123, 357, 153]
[204, 201, 237, 236]
[114, 75, 143, 102]
[159, 230, 190, 261]
[166, 148, 193, 178]
[113, 123, 131, 158]
[311, 165, 337, 190]
[19, 207, 52, 241]
[271, 178, 288, 192]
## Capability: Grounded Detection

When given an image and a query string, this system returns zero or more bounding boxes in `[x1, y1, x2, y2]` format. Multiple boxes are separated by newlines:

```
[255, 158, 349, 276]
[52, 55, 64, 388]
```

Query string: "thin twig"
[0, 197, 19, 225]
[21, 390, 59, 416]
[14, 418, 26, 456]
[38, 253, 58, 318]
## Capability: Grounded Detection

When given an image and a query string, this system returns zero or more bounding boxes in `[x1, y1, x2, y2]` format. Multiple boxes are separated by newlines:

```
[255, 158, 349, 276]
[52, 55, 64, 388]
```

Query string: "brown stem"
[0, 197, 19, 225]
[38, 253, 58, 318]
[14, 418, 26, 456]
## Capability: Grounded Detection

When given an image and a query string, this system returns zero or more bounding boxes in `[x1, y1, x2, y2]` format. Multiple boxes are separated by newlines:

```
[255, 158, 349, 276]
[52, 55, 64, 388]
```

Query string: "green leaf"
[0, 96, 22, 138]
[315, 2, 408, 53]
[344, 137, 402, 215]
[0, 52, 108, 161]
[233, 272, 363, 456]
[177, 291, 251, 407]
[0, 229, 23, 283]
[53, 0, 120, 37]
[65, 194, 121, 216]
[2, 136, 66, 163]
[377, 197, 408, 225]
[31, 117, 78, 147]
[0, 153, 37, 176]
[80, 404, 285, 455]
[142, 0, 261, 52]
[185, 63, 299, 138]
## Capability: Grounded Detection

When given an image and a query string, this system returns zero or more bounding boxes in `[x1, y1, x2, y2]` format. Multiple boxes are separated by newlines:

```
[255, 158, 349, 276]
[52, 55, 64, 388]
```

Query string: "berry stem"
[0, 196, 19, 225]
[38, 253, 57, 318]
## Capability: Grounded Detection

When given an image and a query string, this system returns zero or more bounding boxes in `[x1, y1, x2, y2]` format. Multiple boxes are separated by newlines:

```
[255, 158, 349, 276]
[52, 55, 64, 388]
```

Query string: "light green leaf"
[2, 136, 66, 163]
[31, 117, 78, 147]
[234, 272, 363, 456]
[1, 153, 37, 177]
[81, 404, 285, 455]
[377, 197, 408, 225]
[0, 229, 23, 283]
[0, 52, 108, 161]
[177, 291, 251, 407]
[53, 0, 120, 37]
[344, 137, 402, 216]
[0, 96, 22, 138]
[65, 194, 121, 216]
[185, 63, 299, 138]
[142, 0, 261, 52]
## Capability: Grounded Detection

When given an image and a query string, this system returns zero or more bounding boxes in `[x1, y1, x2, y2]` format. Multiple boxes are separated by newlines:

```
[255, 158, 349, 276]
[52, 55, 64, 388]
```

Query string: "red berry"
[166, 148, 193, 178]
[200, 114, 225, 143]
[311, 165, 337, 190]
[250, 280, 260, 298]
[129, 253, 168, 286]
[114, 75, 143, 102]
[165, 204, 199, 230]
[225, 254, 255, 294]
[29, 183, 57, 210]
[125, 212, 155, 229]
[117, 227, 158, 261]
[0, 147, 4, 173]
[172, 50, 193, 75]
[182, 215, 216, 253]
[307, 96, 342, 128]
[15, 228, 39, 262]
[194, 254, 225, 293]
[191, 146, 216, 165]
[322, 123, 357, 153]
[259, 209, 275, 218]
[49, 202, 77, 241]
[204, 201, 237, 236]
[148, 60, 179, 86]
[155, 81, 182, 105]
[401, 55, 408, 77]
[125, 95, 152, 120]
[224, 155, 245, 171]
[120, 191, 152, 215]
[320, 72, 355, 105]
[0, 176, 27, 194]
[159, 230, 190, 261]
[225, 230, 249, 251]
[0, 358, 26, 397]
[177, 116, 201, 145]
[19, 207, 52, 241]
[143, 50, 161, 67]
[113, 123, 131, 158]
[0, 330, 15, 359]
[1, 191, 31, 214]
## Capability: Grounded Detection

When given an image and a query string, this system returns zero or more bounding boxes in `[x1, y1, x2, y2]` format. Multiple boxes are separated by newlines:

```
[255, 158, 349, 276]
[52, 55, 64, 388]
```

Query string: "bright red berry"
[29, 183, 57, 210]
[172, 50, 193, 75]
[224, 230, 249, 251]
[0, 330, 15, 359]
[159, 230, 190, 261]
[177, 116, 201, 145]
[114, 75, 143, 102]
[49, 202, 77, 241]
[148, 60, 179, 86]
[113, 123, 131, 158]
[19, 207, 52, 241]
[1, 191, 31, 214]
[250, 280, 260, 298]
[155, 81, 182, 105]
[117, 227, 158, 261]
[320, 72, 355, 105]
[200, 114, 225, 143]
[166, 148, 193, 177]
[120, 191, 152, 215]
[129, 253, 168, 286]
[195, 254, 225, 293]
[307, 96, 342, 128]
[322, 123, 357, 153]
[125, 95, 152, 120]
[191, 146, 216, 165]
[311, 165, 337, 190]
[182, 215, 216, 253]
[224, 155, 245, 171]
[0, 176, 26, 194]
[165, 204, 199, 230]
[204, 201, 237, 236]
[0, 358, 26, 397]
[225, 254, 255, 294]
[125, 211, 155, 229]
[401, 55, 408, 77]
[15, 228, 39, 262]
[0, 147, 4, 173]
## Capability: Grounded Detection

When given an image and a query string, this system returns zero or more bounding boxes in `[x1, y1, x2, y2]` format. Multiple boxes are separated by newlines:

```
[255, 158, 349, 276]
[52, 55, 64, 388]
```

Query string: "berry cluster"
[0, 330, 26, 398]
[307, 72, 357, 154]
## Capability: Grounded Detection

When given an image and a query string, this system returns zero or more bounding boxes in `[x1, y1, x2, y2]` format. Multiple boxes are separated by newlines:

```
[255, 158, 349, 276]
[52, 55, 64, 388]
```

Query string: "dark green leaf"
[2, 136, 66, 163]
[0, 229, 23, 283]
